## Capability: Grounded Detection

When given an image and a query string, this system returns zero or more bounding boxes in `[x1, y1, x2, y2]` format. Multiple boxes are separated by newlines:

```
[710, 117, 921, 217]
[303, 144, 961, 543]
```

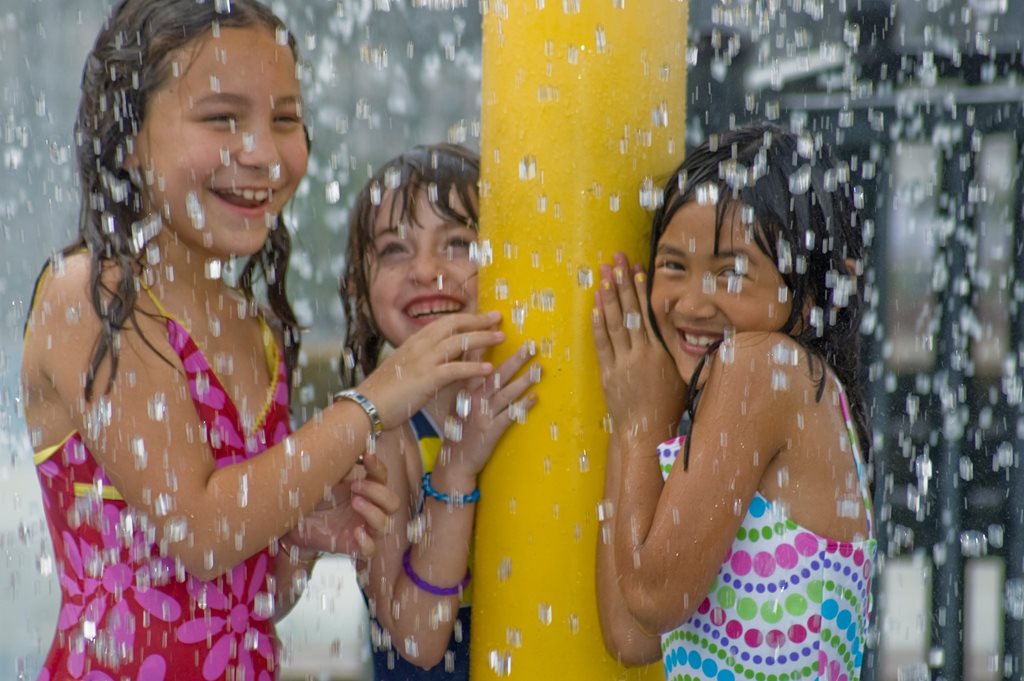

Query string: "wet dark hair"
[339, 143, 480, 385]
[648, 124, 869, 468]
[56, 0, 305, 400]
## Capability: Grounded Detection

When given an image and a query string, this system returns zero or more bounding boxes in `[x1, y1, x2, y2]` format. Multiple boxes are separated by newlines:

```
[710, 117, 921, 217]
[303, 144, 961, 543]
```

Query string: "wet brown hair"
[339, 143, 480, 385]
[57, 0, 305, 400]
[649, 124, 869, 468]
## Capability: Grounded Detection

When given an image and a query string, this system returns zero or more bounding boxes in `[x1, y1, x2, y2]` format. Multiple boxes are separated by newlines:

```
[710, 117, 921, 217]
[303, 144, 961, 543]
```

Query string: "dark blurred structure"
[685, 1, 1024, 679]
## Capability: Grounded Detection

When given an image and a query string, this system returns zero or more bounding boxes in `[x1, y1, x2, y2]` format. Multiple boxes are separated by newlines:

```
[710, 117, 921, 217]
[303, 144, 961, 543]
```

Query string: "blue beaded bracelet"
[422, 472, 480, 505]
[402, 546, 471, 596]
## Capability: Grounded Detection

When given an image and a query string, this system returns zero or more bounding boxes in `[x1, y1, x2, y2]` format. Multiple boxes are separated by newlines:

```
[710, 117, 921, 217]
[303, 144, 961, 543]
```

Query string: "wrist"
[422, 471, 480, 507]
[333, 388, 384, 440]
[427, 466, 478, 496]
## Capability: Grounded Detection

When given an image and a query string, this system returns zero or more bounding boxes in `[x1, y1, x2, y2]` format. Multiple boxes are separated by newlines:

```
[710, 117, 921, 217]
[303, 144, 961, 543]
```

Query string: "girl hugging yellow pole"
[474, 2, 688, 677]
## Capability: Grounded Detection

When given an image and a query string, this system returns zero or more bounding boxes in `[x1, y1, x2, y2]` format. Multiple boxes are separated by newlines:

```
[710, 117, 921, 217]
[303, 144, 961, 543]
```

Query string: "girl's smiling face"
[650, 198, 793, 379]
[368, 189, 479, 348]
[127, 26, 309, 260]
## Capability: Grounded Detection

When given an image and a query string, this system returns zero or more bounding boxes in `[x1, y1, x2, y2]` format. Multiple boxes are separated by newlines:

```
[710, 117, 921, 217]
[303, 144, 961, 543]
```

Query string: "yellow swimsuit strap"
[141, 281, 279, 378]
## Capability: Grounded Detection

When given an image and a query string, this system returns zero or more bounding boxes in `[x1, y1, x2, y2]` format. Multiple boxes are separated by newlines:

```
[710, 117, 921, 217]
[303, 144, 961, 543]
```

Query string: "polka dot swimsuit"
[658, 381, 876, 681]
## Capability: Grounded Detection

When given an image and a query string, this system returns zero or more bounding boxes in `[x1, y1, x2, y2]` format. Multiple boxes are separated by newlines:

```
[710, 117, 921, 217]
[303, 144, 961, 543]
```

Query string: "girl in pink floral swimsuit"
[21, 2, 508, 679]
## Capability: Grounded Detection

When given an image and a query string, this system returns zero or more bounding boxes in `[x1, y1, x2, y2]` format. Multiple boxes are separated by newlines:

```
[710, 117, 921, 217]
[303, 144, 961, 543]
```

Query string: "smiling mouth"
[213, 187, 273, 209]
[405, 300, 464, 319]
[682, 332, 719, 347]
[676, 330, 724, 353]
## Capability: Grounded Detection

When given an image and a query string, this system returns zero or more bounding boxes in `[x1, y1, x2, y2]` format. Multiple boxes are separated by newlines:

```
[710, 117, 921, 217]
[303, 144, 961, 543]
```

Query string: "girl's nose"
[409, 248, 444, 287]
[236, 126, 281, 175]
[674, 273, 717, 318]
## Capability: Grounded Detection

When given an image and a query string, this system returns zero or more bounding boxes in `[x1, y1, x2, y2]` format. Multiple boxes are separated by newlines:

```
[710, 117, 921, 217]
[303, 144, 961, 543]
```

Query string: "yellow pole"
[474, 2, 688, 678]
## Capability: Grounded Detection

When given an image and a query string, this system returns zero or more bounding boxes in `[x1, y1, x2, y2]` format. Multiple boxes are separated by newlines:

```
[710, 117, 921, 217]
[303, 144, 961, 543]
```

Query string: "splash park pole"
[473, 2, 688, 677]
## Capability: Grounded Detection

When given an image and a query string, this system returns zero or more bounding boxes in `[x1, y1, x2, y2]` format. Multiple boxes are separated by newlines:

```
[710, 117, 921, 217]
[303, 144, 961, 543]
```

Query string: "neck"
[143, 230, 241, 322]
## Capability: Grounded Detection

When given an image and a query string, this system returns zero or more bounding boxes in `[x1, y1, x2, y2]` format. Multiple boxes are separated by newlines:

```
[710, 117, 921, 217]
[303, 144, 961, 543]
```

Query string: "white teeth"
[408, 302, 462, 318]
[227, 188, 269, 202]
[684, 333, 717, 347]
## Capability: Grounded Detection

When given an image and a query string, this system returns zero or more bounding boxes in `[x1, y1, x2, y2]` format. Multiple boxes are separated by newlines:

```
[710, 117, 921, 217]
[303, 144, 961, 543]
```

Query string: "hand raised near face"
[591, 252, 685, 444]
[357, 312, 506, 430]
[432, 341, 541, 486]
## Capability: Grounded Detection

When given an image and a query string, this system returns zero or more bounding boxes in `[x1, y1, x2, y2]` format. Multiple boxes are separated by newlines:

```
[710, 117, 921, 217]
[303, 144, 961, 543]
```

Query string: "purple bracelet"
[402, 546, 471, 596]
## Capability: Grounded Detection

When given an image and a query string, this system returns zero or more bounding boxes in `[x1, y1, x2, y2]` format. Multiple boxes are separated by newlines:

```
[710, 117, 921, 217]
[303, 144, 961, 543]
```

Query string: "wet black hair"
[339, 143, 480, 385]
[647, 124, 869, 468]
[53, 0, 305, 400]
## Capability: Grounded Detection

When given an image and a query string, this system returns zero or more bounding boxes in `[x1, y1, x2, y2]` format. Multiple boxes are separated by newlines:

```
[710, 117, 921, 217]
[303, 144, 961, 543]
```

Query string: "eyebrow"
[656, 242, 755, 260]
[192, 93, 302, 108]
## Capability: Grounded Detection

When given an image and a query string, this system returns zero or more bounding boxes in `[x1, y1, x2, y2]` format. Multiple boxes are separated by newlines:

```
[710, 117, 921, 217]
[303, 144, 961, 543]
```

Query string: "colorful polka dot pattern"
[657, 436, 876, 681]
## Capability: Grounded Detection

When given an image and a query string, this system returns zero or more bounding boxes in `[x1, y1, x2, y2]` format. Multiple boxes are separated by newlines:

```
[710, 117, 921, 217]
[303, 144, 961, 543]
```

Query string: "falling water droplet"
[455, 391, 472, 419]
[326, 181, 341, 204]
[130, 437, 147, 470]
[186, 192, 205, 230]
[511, 302, 527, 331]
[205, 259, 222, 280]
[518, 155, 537, 180]
[147, 393, 167, 421]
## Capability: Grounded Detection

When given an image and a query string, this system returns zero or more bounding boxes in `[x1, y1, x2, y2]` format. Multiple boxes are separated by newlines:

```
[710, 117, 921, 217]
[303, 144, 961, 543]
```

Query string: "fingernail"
[487, 310, 501, 321]
[602, 279, 612, 291]
[635, 272, 646, 283]
[592, 307, 601, 322]
[614, 268, 625, 285]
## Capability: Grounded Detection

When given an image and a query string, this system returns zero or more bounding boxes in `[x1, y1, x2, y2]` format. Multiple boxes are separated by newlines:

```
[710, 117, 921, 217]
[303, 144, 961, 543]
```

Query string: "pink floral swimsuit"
[33, 307, 290, 681]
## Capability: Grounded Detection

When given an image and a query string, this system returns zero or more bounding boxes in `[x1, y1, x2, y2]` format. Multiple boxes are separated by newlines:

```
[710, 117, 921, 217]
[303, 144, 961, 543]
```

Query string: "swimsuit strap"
[410, 409, 443, 473]
[834, 376, 874, 538]
[141, 280, 279, 378]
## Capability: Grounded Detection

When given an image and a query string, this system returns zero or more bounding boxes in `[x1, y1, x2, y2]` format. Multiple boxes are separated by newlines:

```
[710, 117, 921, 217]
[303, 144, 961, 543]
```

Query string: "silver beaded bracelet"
[333, 389, 384, 439]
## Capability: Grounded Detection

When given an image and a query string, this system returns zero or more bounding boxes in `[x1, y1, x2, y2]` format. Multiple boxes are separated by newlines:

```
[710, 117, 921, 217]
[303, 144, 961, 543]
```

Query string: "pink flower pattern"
[177, 553, 275, 681]
[35, 316, 290, 680]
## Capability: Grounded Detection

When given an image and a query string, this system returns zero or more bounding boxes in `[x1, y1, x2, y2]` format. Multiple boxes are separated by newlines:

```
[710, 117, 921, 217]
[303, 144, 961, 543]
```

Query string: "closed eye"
[204, 113, 238, 126]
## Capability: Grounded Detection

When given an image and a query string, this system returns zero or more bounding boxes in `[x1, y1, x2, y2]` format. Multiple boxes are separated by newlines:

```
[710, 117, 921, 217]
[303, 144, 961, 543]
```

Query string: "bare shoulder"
[23, 254, 99, 373]
[697, 332, 814, 425]
[22, 253, 109, 443]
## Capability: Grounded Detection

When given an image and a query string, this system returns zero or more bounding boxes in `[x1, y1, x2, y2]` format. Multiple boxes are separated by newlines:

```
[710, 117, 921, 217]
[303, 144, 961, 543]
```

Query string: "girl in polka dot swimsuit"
[592, 124, 875, 681]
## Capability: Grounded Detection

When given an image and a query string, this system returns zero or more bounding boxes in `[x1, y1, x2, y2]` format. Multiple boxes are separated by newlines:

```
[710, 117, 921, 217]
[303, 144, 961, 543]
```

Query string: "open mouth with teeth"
[213, 187, 272, 209]
[677, 330, 723, 354]
[405, 299, 465, 322]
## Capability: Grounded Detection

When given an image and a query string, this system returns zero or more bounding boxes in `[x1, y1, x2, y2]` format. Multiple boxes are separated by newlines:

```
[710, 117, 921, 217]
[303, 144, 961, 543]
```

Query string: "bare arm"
[22, 256, 503, 581]
[591, 254, 684, 662]
[595, 433, 663, 665]
[613, 338, 790, 633]
[274, 452, 400, 621]
[364, 344, 539, 669]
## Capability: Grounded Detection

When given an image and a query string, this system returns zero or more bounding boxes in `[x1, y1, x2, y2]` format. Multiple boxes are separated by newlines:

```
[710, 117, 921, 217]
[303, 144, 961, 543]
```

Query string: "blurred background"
[1, 1, 1021, 680]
